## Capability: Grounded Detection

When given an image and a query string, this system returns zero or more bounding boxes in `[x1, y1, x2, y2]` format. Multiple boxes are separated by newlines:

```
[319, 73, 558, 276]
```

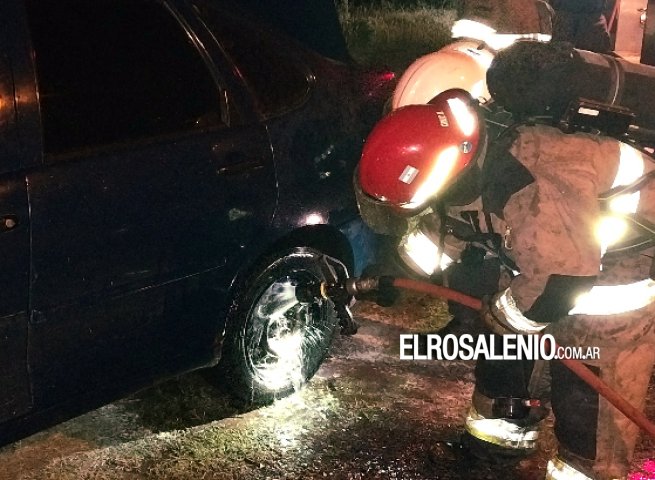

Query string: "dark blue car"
[0, 0, 394, 445]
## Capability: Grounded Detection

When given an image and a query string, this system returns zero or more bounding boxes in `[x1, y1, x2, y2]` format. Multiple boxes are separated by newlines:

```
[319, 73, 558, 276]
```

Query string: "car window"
[25, 0, 225, 157]
[193, 1, 311, 119]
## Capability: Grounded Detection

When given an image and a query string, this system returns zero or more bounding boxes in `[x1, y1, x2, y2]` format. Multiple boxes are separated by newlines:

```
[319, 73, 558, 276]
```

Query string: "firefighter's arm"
[481, 126, 608, 334]
[481, 275, 597, 335]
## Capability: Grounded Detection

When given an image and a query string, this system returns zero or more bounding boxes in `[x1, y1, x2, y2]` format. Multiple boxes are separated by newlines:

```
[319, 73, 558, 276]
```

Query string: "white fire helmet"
[391, 40, 495, 110]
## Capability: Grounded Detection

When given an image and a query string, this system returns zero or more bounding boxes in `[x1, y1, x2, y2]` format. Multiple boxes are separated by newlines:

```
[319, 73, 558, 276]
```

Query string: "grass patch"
[338, 1, 457, 71]
[125, 374, 241, 433]
[27, 384, 346, 480]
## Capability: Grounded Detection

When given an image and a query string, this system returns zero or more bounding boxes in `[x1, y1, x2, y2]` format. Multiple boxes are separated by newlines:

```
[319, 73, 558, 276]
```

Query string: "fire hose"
[315, 275, 655, 440]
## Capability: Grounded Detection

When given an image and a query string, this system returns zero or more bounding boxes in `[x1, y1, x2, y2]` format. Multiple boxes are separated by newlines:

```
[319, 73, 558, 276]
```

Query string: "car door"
[22, 0, 276, 406]
[0, 0, 31, 422]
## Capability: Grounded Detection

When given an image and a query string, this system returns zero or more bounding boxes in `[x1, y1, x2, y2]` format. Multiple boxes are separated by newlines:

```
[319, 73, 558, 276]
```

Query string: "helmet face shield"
[358, 89, 485, 214]
[353, 170, 410, 236]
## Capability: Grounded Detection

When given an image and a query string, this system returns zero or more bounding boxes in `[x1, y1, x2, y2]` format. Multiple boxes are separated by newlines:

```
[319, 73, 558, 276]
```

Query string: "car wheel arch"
[215, 224, 353, 356]
[226, 224, 353, 292]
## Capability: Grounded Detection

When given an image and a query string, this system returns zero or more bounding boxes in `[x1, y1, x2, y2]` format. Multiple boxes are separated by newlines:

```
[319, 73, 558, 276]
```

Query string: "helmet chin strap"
[440, 163, 483, 207]
[434, 202, 448, 277]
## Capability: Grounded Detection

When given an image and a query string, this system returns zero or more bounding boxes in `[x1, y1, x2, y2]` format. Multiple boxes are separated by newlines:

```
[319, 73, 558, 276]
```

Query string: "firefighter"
[355, 83, 655, 479]
[458, 0, 554, 34]
[549, 0, 611, 53]
[391, 0, 557, 111]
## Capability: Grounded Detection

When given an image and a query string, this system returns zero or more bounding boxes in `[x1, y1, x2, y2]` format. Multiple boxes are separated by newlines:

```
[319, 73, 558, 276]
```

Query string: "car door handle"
[214, 151, 265, 177]
[0, 214, 19, 232]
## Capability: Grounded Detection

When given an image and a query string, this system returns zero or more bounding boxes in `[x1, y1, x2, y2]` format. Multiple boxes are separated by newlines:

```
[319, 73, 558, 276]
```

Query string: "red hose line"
[558, 355, 655, 439]
[392, 278, 483, 310]
[390, 277, 655, 440]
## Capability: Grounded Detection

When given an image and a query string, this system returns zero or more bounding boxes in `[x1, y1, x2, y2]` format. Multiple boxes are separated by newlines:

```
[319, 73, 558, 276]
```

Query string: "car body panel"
[0, 173, 30, 423]
[0, 1, 31, 425]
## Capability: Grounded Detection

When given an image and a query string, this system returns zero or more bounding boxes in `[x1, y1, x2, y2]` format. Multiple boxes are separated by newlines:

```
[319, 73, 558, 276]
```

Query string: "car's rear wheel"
[216, 247, 340, 405]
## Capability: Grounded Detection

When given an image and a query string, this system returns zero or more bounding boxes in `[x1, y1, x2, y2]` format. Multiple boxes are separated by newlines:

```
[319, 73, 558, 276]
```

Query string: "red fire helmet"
[358, 88, 484, 213]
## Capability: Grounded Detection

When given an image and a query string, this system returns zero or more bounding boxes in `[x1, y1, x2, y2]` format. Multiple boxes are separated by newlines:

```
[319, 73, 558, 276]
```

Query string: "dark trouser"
[475, 340, 535, 403]
[447, 251, 535, 405]
[446, 247, 500, 329]
[447, 250, 535, 402]
[548, 314, 655, 479]
[449, 253, 542, 449]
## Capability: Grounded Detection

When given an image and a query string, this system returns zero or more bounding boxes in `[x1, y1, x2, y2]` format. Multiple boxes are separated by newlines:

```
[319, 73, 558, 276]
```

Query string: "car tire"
[216, 247, 340, 405]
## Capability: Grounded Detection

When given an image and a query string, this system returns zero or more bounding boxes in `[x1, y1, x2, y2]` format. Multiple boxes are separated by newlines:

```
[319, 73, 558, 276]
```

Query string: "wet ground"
[1, 293, 653, 480]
